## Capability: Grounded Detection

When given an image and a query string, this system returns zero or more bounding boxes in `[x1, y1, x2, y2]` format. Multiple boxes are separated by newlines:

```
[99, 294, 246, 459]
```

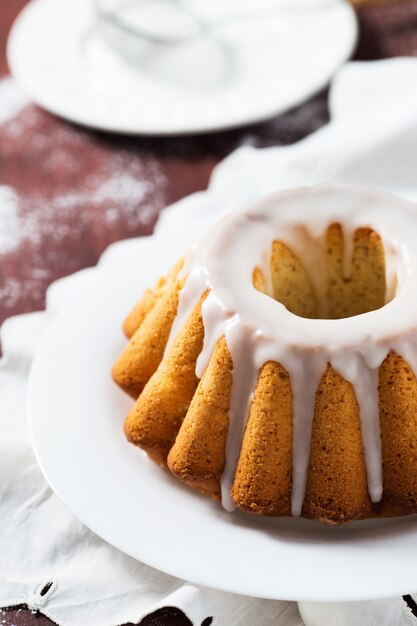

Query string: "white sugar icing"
[168, 184, 417, 516]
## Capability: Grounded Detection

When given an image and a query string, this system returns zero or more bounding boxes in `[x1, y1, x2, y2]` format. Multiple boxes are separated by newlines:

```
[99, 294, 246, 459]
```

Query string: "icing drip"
[220, 321, 259, 512]
[286, 352, 326, 517]
[331, 353, 383, 503]
[168, 185, 417, 515]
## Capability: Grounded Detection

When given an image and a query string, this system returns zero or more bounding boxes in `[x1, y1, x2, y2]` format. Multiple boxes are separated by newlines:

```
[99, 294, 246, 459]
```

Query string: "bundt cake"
[112, 184, 417, 525]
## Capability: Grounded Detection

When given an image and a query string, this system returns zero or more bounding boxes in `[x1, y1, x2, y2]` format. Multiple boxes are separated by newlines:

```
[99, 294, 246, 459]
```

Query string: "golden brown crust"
[252, 267, 267, 295]
[378, 352, 417, 512]
[303, 365, 370, 524]
[123, 286, 160, 340]
[167, 336, 232, 498]
[124, 293, 207, 464]
[123, 259, 184, 339]
[326, 224, 385, 319]
[270, 240, 319, 318]
[112, 266, 184, 398]
[232, 361, 293, 516]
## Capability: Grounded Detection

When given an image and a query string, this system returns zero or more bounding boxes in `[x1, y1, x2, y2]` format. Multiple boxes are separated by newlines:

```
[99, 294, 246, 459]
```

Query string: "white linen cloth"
[3, 57, 417, 625]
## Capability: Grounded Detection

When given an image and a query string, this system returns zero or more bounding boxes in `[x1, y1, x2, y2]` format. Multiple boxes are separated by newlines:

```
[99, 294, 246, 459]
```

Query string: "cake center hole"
[256, 223, 397, 320]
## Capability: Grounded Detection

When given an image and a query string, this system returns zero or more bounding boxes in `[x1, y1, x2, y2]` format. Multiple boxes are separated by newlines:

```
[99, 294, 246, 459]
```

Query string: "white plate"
[8, 0, 357, 135]
[28, 229, 417, 602]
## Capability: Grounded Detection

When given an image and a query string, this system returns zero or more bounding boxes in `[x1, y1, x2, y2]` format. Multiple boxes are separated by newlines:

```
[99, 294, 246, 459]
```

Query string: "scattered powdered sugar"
[44, 170, 156, 231]
[0, 81, 169, 325]
[0, 78, 28, 126]
[0, 83, 168, 238]
[0, 156, 165, 252]
[93, 171, 153, 204]
[0, 186, 22, 253]
[0, 278, 24, 309]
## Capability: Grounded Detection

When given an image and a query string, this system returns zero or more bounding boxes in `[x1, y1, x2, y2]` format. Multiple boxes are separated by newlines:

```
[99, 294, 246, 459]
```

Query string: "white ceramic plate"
[8, 0, 357, 135]
[28, 229, 417, 602]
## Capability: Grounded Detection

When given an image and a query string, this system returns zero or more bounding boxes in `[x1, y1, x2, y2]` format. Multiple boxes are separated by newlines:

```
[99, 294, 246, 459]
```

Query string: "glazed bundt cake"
[112, 184, 417, 525]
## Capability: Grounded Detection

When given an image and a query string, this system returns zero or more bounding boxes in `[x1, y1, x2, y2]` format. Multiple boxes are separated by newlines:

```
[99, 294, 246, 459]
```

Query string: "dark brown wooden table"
[1, 1, 417, 623]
